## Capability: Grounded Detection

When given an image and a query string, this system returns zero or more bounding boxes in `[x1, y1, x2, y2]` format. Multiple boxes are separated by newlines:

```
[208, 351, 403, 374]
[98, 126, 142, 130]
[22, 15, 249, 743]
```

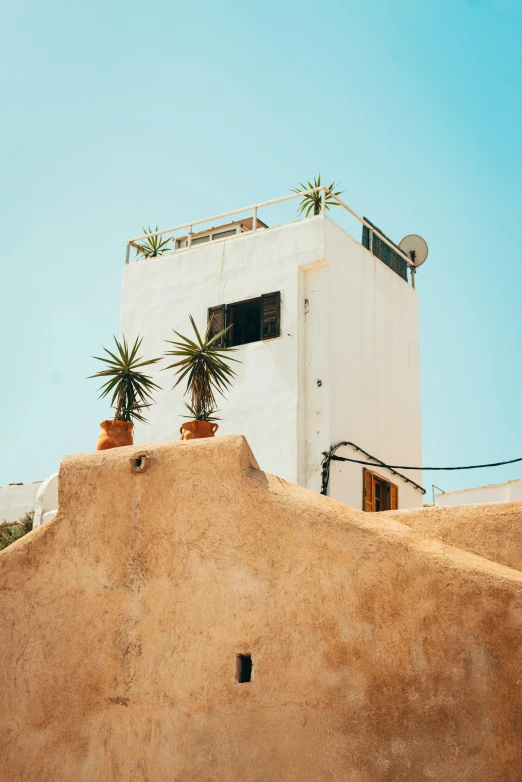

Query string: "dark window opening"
[192, 235, 210, 246]
[212, 228, 237, 239]
[236, 654, 252, 683]
[208, 291, 281, 348]
[374, 480, 382, 511]
[229, 298, 261, 346]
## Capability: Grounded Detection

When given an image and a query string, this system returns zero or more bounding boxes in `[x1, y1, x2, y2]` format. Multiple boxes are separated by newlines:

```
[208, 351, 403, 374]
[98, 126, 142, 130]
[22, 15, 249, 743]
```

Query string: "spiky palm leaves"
[131, 226, 172, 260]
[90, 336, 161, 423]
[292, 174, 343, 217]
[163, 314, 239, 421]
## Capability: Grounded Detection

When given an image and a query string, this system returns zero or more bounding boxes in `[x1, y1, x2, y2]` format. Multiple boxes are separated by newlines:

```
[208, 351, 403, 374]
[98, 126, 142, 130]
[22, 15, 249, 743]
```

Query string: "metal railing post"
[125, 243, 131, 265]
[252, 206, 257, 232]
[368, 227, 373, 255]
[187, 226, 193, 249]
[321, 187, 326, 216]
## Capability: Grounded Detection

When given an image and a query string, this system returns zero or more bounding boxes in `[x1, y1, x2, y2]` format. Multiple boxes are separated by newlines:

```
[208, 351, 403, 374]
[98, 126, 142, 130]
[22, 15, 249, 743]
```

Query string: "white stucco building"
[0, 473, 58, 527]
[434, 478, 522, 507]
[121, 196, 424, 511]
[0, 481, 42, 525]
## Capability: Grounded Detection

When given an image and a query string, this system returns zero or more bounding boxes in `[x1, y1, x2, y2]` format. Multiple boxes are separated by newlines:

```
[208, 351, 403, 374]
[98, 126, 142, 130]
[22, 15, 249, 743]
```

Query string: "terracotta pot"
[96, 420, 134, 451]
[180, 420, 219, 440]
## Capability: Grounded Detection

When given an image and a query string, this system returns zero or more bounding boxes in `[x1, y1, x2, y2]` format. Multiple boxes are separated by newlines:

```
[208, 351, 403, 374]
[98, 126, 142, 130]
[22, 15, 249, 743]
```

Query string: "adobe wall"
[1, 436, 521, 781]
[394, 500, 522, 571]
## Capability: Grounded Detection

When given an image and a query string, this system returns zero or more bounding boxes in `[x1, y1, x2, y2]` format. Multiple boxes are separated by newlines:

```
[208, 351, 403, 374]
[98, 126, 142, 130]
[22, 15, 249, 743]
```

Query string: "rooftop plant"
[163, 314, 239, 424]
[292, 174, 344, 217]
[90, 335, 161, 424]
[131, 226, 172, 260]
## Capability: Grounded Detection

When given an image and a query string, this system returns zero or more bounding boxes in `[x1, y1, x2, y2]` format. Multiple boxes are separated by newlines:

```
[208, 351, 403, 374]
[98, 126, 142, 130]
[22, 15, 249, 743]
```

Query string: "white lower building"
[121, 193, 424, 511]
[434, 478, 522, 507]
[0, 481, 42, 525]
[0, 474, 58, 528]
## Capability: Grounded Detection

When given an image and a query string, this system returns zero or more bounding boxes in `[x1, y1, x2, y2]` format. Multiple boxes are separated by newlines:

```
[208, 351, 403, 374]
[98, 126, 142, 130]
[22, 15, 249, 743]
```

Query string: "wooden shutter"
[363, 468, 374, 512]
[260, 292, 281, 340]
[208, 305, 226, 347]
[389, 482, 399, 510]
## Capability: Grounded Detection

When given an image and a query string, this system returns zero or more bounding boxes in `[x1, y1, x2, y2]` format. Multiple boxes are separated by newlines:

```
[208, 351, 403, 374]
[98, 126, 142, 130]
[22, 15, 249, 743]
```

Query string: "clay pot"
[96, 420, 134, 451]
[180, 421, 218, 440]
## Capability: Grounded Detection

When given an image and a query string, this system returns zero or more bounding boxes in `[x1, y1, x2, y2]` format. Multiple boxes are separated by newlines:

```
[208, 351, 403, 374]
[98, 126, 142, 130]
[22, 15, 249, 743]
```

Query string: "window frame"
[208, 291, 281, 348]
[363, 468, 399, 512]
[175, 226, 241, 250]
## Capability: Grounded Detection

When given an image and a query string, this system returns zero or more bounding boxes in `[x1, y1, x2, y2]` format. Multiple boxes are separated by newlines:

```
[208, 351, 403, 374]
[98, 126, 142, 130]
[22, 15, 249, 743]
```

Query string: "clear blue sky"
[1, 0, 521, 497]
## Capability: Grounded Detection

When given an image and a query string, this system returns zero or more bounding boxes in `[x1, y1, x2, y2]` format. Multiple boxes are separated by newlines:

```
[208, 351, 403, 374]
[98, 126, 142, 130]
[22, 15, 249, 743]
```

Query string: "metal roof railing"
[125, 187, 415, 281]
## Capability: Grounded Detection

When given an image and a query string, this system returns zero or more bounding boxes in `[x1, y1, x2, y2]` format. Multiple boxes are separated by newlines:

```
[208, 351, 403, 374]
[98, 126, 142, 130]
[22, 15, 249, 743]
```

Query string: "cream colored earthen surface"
[1, 436, 522, 781]
[393, 500, 522, 571]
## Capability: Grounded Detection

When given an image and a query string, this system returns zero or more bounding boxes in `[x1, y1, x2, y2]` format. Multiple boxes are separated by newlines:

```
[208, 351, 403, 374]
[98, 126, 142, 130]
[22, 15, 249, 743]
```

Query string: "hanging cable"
[320, 441, 522, 497]
[321, 442, 426, 496]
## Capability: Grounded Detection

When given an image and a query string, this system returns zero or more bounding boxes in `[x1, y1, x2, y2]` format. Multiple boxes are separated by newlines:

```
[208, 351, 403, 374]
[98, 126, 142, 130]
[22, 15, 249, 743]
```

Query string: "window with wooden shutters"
[207, 291, 281, 347]
[207, 305, 226, 347]
[389, 482, 399, 510]
[260, 292, 281, 340]
[363, 468, 398, 512]
[363, 468, 374, 512]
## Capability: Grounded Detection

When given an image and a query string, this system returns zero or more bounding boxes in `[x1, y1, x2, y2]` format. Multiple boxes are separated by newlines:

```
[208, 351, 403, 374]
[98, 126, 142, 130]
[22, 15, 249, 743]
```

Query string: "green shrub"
[0, 511, 34, 552]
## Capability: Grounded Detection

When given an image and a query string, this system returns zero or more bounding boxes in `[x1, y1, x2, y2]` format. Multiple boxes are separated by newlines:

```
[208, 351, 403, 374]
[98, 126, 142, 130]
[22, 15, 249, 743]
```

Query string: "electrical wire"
[320, 441, 426, 496]
[320, 440, 522, 498]
[330, 455, 522, 471]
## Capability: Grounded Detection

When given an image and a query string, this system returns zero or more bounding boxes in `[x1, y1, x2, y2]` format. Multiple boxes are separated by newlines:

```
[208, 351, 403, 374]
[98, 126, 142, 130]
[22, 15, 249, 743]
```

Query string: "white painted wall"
[300, 261, 331, 490]
[120, 215, 423, 509]
[434, 478, 522, 507]
[33, 473, 59, 528]
[0, 481, 42, 524]
[325, 220, 423, 509]
[121, 218, 323, 484]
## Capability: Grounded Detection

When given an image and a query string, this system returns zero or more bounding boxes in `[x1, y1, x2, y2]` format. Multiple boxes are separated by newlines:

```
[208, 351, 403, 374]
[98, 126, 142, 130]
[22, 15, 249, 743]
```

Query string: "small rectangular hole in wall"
[236, 654, 252, 683]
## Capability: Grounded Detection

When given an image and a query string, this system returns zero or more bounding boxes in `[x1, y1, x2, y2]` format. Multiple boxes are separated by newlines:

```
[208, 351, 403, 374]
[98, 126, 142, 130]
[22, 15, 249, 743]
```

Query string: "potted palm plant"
[163, 314, 239, 440]
[130, 225, 172, 260]
[292, 174, 343, 216]
[90, 335, 161, 450]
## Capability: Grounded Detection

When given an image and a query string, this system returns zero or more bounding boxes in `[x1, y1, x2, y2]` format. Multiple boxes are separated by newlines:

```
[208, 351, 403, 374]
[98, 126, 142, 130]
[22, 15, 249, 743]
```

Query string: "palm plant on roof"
[131, 226, 172, 260]
[292, 174, 343, 217]
[163, 314, 240, 439]
[89, 335, 162, 450]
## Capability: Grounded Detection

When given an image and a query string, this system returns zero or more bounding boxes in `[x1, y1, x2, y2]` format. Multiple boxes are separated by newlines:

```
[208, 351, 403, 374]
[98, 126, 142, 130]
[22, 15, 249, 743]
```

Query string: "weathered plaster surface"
[1, 436, 521, 781]
[394, 500, 522, 571]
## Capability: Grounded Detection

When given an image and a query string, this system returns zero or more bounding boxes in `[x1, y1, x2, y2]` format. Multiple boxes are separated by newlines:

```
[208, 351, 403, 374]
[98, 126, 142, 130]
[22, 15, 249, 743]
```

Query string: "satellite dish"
[399, 234, 428, 267]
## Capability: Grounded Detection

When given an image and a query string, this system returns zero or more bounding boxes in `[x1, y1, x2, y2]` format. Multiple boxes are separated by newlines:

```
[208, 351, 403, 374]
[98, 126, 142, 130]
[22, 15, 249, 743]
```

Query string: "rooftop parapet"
[125, 187, 415, 284]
